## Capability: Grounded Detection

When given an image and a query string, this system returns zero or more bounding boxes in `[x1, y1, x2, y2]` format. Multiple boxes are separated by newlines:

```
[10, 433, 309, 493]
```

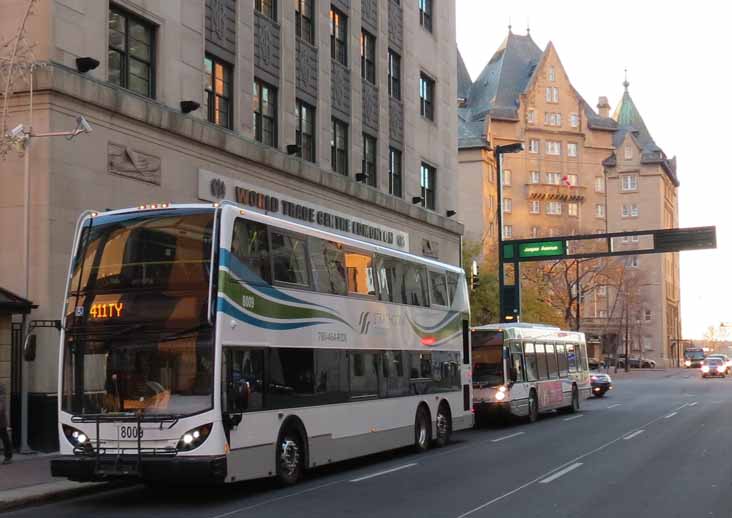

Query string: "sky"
[456, 0, 730, 340]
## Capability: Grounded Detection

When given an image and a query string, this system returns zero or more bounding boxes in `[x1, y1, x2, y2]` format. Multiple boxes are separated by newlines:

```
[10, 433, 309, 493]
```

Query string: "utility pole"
[575, 259, 580, 331]
[624, 299, 630, 372]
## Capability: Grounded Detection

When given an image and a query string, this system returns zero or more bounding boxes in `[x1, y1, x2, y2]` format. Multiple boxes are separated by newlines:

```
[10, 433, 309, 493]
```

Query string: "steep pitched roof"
[612, 84, 679, 186]
[457, 50, 472, 101]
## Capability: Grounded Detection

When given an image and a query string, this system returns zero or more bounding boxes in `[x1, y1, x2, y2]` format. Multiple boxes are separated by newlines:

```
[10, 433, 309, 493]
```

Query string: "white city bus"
[471, 323, 591, 425]
[52, 202, 472, 485]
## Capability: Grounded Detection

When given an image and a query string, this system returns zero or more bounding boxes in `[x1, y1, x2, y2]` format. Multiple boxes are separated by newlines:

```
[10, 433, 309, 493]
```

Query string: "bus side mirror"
[24, 334, 37, 362]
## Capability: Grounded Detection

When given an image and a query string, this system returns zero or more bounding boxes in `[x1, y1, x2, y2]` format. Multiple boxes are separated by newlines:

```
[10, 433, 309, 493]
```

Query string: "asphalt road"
[6, 369, 732, 518]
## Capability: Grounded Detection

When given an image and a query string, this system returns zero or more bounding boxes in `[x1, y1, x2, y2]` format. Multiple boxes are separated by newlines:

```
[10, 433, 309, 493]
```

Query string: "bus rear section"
[471, 324, 591, 425]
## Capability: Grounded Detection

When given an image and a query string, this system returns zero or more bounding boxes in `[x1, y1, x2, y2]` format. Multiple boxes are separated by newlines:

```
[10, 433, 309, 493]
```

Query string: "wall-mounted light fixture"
[412, 196, 423, 205]
[180, 101, 200, 114]
[75, 57, 100, 73]
[286, 144, 301, 155]
[446, 210, 456, 218]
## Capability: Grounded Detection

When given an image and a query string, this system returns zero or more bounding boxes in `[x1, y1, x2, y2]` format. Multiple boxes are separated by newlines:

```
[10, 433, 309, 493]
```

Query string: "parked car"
[704, 354, 731, 374]
[617, 357, 656, 369]
[590, 372, 613, 397]
[701, 358, 727, 378]
[588, 358, 605, 370]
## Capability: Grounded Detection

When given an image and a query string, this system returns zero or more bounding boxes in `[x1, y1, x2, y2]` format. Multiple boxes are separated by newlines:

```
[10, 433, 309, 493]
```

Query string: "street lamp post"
[495, 143, 524, 323]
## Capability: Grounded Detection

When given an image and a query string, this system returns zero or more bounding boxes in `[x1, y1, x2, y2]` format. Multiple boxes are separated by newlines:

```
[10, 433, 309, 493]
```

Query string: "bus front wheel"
[414, 406, 432, 452]
[276, 428, 304, 485]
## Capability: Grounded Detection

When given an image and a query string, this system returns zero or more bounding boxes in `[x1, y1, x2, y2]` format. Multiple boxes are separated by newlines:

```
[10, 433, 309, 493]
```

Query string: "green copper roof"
[612, 87, 657, 150]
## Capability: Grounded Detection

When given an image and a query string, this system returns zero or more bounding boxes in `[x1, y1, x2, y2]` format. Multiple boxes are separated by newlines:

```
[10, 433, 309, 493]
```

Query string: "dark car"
[701, 358, 727, 378]
[617, 357, 656, 369]
[590, 372, 613, 397]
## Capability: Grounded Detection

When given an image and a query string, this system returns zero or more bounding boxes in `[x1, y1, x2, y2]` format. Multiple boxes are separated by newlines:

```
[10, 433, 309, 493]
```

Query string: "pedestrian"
[0, 382, 12, 464]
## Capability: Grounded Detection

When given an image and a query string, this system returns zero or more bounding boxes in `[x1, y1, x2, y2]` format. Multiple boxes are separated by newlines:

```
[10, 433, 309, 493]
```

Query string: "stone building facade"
[0, 0, 459, 450]
[456, 30, 681, 366]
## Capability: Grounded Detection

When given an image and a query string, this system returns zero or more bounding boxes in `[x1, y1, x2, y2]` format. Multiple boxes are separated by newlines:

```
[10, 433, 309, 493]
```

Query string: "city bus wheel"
[527, 391, 539, 423]
[434, 402, 452, 448]
[414, 406, 432, 452]
[569, 386, 580, 413]
[276, 430, 304, 486]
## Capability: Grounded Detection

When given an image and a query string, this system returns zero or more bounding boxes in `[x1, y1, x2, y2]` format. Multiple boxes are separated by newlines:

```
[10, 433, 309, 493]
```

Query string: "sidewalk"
[0, 452, 108, 512]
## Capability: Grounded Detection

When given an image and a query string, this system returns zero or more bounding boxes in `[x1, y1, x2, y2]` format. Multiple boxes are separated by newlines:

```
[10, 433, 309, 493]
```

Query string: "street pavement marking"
[491, 432, 525, 443]
[688, 401, 698, 406]
[538, 463, 583, 484]
[673, 403, 689, 412]
[563, 414, 584, 422]
[349, 463, 417, 482]
[607, 404, 622, 409]
[623, 430, 645, 440]
[664, 412, 678, 419]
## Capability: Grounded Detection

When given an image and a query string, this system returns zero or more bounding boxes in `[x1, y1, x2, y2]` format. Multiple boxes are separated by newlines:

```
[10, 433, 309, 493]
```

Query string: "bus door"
[507, 341, 528, 407]
[221, 346, 265, 444]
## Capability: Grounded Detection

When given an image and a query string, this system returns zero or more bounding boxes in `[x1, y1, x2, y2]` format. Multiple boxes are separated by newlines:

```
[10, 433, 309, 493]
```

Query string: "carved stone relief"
[254, 12, 281, 81]
[389, 97, 403, 144]
[362, 0, 378, 33]
[108, 143, 161, 185]
[296, 39, 318, 100]
[331, 61, 351, 119]
[388, 0, 403, 51]
[362, 81, 379, 132]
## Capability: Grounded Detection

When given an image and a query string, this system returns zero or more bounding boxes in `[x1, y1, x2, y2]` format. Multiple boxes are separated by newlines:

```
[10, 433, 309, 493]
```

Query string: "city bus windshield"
[61, 208, 216, 416]
[684, 350, 705, 360]
[471, 330, 504, 386]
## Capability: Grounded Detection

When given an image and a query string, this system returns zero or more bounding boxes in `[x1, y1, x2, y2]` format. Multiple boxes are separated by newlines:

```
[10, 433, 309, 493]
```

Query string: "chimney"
[597, 96, 610, 118]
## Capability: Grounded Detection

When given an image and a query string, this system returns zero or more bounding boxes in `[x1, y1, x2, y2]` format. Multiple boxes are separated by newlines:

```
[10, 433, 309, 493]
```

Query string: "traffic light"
[470, 260, 480, 290]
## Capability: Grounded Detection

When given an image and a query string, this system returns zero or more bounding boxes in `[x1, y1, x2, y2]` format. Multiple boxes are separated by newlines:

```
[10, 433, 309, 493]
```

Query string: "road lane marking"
[664, 412, 677, 419]
[674, 403, 689, 411]
[491, 432, 525, 443]
[607, 404, 621, 409]
[349, 463, 417, 482]
[688, 401, 698, 407]
[623, 430, 645, 440]
[455, 407, 692, 518]
[563, 414, 584, 422]
[538, 462, 583, 484]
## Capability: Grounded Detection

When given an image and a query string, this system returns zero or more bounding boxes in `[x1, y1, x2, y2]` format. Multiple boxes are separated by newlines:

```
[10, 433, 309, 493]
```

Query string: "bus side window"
[566, 344, 578, 372]
[546, 343, 559, 379]
[578, 343, 588, 372]
[405, 263, 430, 307]
[231, 218, 271, 285]
[344, 251, 376, 296]
[270, 230, 310, 286]
[535, 343, 548, 380]
[428, 270, 449, 307]
[309, 238, 347, 295]
[446, 271, 459, 306]
[524, 343, 538, 381]
[557, 344, 569, 377]
[511, 353, 525, 382]
[375, 255, 407, 304]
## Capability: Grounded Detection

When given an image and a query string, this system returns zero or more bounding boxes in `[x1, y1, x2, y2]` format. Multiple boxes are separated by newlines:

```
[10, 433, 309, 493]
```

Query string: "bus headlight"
[495, 391, 506, 401]
[684, 360, 691, 367]
[62, 424, 92, 451]
[177, 423, 213, 451]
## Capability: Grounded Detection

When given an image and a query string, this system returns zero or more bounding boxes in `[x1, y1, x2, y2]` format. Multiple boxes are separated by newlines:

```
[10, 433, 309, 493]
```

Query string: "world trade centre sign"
[197, 169, 410, 252]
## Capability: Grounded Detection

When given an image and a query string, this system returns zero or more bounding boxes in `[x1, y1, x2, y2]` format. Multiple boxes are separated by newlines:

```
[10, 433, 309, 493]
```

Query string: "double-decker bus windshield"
[62, 208, 216, 416]
[471, 330, 504, 386]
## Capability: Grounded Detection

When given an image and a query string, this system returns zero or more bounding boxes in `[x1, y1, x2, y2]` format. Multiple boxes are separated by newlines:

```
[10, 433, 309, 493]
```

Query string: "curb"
[0, 480, 125, 513]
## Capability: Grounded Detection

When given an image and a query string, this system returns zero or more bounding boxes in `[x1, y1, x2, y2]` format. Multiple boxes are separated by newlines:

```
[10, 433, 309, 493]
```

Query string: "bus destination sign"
[518, 240, 566, 259]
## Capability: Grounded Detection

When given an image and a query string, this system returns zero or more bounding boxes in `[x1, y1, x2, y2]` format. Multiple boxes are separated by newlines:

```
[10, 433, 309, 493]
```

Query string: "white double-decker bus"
[52, 202, 472, 485]
[471, 323, 591, 426]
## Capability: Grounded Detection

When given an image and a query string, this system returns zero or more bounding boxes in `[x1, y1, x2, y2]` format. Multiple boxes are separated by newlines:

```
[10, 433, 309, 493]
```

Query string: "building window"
[598, 285, 607, 296]
[204, 55, 233, 129]
[330, 7, 348, 66]
[255, 0, 277, 19]
[529, 139, 540, 153]
[644, 309, 652, 322]
[570, 112, 579, 128]
[531, 226, 539, 238]
[622, 174, 638, 191]
[568, 203, 578, 217]
[545, 86, 559, 103]
[627, 256, 639, 268]
[595, 176, 605, 193]
[596, 204, 605, 218]
[544, 112, 561, 126]
[389, 147, 402, 197]
[253, 79, 277, 147]
[545, 172, 561, 185]
[624, 143, 633, 159]
[631, 235, 639, 243]
[419, 73, 435, 120]
[296, 100, 315, 162]
[546, 141, 561, 155]
[527, 109, 536, 124]
[361, 30, 376, 83]
[362, 134, 377, 187]
[548, 66, 555, 81]
[108, 7, 155, 98]
[503, 170, 512, 186]
[530, 200, 541, 214]
[418, 0, 432, 32]
[420, 162, 436, 210]
[503, 225, 512, 238]
[565, 174, 578, 186]
[623, 204, 639, 217]
[547, 201, 562, 215]
[568, 143, 578, 157]
[503, 198, 512, 213]
[388, 50, 401, 99]
[331, 118, 348, 175]
[296, 0, 314, 44]
[530, 171, 541, 184]
[599, 309, 608, 318]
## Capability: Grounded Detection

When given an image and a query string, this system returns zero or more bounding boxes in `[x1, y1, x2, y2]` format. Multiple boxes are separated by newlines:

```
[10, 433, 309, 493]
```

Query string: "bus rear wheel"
[414, 406, 432, 452]
[276, 429, 304, 486]
[527, 390, 539, 423]
[434, 402, 452, 448]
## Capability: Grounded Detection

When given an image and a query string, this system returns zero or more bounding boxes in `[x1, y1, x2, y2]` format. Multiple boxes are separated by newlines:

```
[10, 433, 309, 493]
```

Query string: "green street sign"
[518, 240, 566, 258]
